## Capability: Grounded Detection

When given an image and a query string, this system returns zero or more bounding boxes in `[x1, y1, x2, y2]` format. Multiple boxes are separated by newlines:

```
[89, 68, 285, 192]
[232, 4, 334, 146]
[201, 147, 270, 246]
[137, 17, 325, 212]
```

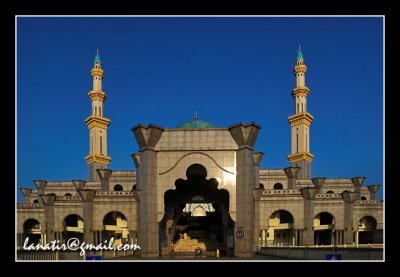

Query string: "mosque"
[17, 49, 383, 258]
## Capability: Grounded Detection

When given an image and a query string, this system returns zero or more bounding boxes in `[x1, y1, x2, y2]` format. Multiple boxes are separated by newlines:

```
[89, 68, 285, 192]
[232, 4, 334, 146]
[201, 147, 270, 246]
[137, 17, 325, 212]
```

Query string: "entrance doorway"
[160, 164, 234, 257]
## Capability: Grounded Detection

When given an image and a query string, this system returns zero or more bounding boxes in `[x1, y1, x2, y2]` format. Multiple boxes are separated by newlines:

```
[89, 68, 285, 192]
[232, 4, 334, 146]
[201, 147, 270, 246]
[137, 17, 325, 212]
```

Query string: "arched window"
[65, 193, 72, 196]
[274, 183, 283, 190]
[326, 190, 334, 194]
[114, 184, 123, 191]
[361, 196, 367, 200]
[33, 199, 38, 203]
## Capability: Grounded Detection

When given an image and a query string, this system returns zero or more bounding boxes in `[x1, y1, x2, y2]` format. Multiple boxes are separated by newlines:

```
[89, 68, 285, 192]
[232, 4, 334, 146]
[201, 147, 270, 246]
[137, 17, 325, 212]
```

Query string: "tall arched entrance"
[314, 212, 335, 245]
[357, 216, 377, 244]
[267, 210, 294, 246]
[160, 164, 234, 257]
[63, 214, 84, 242]
[103, 211, 129, 247]
[23, 219, 42, 245]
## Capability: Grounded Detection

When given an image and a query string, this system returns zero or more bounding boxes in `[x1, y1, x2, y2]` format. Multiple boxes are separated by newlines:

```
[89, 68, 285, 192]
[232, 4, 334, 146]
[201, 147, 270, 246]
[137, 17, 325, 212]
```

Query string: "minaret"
[287, 46, 314, 179]
[84, 50, 111, 181]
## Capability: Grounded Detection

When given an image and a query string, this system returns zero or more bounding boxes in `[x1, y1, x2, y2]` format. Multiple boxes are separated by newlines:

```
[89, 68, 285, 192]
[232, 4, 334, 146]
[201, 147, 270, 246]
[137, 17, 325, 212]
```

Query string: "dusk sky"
[17, 16, 383, 201]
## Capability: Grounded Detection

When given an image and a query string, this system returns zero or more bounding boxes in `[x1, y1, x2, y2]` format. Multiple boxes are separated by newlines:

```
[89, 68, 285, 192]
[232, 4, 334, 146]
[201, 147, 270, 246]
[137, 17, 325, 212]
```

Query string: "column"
[284, 167, 300, 189]
[34, 180, 48, 204]
[253, 152, 265, 246]
[20, 188, 33, 203]
[351, 177, 366, 200]
[367, 185, 380, 200]
[229, 122, 261, 258]
[262, 230, 266, 246]
[77, 189, 96, 244]
[97, 169, 113, 191]
[355, 231, 359, 246]
[39, 193, 56, 242]
[342, 191, 358, 244]
[132, 124, 164, 258]
[300, 187, 318, 245]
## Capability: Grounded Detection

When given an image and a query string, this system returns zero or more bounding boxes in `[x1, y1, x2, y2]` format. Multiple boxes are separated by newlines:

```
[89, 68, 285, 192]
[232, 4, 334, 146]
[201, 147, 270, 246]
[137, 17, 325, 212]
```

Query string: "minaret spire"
[84, 50, 112, 181]
[287, 47, 314, 179]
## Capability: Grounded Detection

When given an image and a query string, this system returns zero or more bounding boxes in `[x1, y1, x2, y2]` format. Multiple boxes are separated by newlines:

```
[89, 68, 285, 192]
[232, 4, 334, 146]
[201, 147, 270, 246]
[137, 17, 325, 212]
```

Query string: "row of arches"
[22, 211, 130, 246]
[262, 210, 378, 246]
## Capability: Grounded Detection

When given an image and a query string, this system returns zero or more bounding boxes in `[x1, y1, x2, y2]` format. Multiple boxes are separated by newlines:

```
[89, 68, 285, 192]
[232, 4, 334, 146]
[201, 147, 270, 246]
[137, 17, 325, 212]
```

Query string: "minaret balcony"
[91, 68, 104, 77]
[85, 115, 111, 129]
[288, 112, 314, 127]
[291, 87, 310, 97]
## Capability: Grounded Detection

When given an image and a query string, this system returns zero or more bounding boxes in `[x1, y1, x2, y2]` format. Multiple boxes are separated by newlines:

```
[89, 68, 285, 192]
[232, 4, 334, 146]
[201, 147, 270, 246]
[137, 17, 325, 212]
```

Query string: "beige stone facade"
[17, 51, 383, 259]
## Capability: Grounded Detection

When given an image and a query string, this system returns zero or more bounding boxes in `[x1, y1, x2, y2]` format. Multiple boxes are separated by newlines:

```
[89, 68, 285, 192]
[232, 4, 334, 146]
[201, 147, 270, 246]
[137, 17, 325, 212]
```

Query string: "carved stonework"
[228, 122, 261, 149]
[253, 187, 264, 201]
[253, 152, 265, 166]
[96, 169, 113, 180]
[367, 184, 380, 193]
[33, 180, 47, 190]
[77, 189, 96, 202]
[72, 180, 86, 191]
[342, 191, 359, 203]
[284, 167, 301, 179]
[131, 124, 164, 151]
[131, 153, 141, 168]
[39, 193, 57, 206]
[351, 177, 366, 187]
[311, 177, 326, 188]
[300, 187, 319, 200]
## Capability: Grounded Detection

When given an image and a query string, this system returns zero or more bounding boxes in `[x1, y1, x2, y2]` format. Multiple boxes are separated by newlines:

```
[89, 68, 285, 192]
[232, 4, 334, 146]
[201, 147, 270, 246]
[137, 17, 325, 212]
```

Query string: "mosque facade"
[17, 50, 383, 258]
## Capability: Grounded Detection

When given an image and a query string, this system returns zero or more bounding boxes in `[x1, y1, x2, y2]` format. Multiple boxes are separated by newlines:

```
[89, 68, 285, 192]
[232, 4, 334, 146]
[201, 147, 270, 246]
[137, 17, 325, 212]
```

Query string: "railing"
[17, 203, 44, 208]
[16, 249, 138, 261]
[258, 245, 383, 260]
[315, 194, 342, 199]
[262, 190, 301, 195]
[354, 200, 383, 204]
[56, 196, 81, 201]
[95, 191, 134, 196]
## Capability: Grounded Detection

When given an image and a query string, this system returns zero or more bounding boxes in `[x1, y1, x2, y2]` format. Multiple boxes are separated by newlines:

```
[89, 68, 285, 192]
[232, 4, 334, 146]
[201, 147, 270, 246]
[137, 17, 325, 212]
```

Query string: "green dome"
[177, 119, 216, 128]
[297, 51, 303, 59]
[94, 54, 101, 63]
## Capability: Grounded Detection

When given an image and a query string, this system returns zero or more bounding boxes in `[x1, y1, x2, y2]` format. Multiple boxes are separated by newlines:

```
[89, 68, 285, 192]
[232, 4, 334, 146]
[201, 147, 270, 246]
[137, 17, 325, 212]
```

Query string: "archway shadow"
[159, 164, 234, 257]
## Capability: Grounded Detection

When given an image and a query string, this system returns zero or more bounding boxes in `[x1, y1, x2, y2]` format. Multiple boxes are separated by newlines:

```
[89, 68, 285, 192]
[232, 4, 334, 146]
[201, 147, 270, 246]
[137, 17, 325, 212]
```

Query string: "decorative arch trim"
[159, 151, 235, 175]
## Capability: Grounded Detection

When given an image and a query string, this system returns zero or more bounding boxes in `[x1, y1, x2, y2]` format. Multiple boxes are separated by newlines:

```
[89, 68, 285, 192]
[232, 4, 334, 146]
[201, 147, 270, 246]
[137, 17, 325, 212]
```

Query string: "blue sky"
[17, 16, 383, 200]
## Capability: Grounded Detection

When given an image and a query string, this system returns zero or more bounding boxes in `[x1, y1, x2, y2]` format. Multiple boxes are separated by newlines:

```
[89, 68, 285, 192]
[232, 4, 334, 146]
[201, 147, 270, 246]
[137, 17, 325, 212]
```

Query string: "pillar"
[132, 124, 164, 258]
[229, 122, 261, 258]
[34, 180, 47, 204]
[262, 230, 266, 246]
[284, 167, 300, 189]
[367, 185, 380, 200]
[342, 191, 359, 244]
[97, 169, 113, 191]
[253, 152, 264, 246]
[351, 177, 366, 200]
[77, 189, 96, 244]
[300, 187, 318, 245]
[72, 180, 86, 191]
[20, 188, 33, 203]
[39, 193, 56, 242]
